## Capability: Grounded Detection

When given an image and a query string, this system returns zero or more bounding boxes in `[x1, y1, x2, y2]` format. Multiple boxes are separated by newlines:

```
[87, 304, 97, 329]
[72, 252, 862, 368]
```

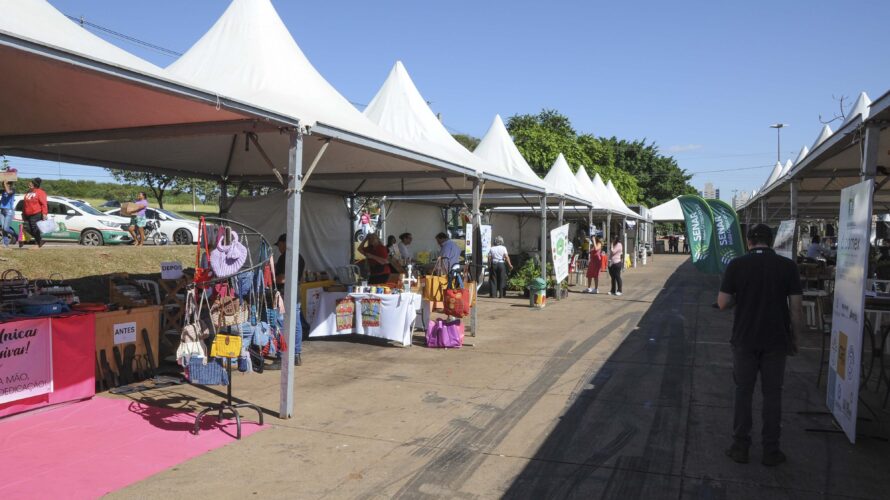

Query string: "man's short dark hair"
[435, 232, 448, 240]
[399, 232, 412, 241]
[277, 233, 287, 244]
[32, 177, 41, 188]
[747, 224, 772, 246]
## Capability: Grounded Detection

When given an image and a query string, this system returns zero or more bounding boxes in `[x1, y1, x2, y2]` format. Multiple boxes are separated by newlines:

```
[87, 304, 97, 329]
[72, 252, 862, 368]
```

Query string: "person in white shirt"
[398, 232, 413, 262]
[806, 235, 823, 260]
[436, 232, 462, 271]
[488, 236, 513, 298]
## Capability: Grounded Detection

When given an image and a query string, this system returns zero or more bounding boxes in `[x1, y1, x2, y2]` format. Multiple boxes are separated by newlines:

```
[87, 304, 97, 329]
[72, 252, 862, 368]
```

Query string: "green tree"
[452, 133, 480, 152]
[601, 138, 697, 206]
[506, 110, 640, 203]
[106, 169, 182, 208]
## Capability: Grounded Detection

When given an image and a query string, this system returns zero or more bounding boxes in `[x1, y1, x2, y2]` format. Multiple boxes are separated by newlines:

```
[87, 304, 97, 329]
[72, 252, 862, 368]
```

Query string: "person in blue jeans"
[0, 181, 17, 247]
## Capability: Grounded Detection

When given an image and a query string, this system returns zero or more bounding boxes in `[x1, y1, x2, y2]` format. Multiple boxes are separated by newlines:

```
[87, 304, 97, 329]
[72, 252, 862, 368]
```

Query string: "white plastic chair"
[136, 279, 161, 305]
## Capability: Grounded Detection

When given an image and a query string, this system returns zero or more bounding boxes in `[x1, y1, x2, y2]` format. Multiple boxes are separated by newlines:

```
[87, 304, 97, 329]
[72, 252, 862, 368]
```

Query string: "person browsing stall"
[0, 180, 17, 247]
[127, 192, 149, 246]
[359, 233, 392, 285]
[488, 236, 513, 298]
[435, 232, 462, 271]
[806, 235, 824, 260]
[584, 236, 603, 294]
[274, 233, 306, 367]
[718, 223, 803, 466]
[398, 232, 413, 262]
[608, 234, 623, 295]
[20, 177, 47, 248]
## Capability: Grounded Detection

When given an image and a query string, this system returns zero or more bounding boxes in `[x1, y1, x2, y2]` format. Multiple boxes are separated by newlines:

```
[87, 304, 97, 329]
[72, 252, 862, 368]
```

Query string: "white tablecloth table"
[308, 292, 421, 346]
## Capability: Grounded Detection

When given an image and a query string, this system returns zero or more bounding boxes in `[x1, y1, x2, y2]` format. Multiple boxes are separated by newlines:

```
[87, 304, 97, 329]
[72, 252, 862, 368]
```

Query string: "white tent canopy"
[811, 124, 833, 151]
[762, 161, 783, 189]
[843, 91, 872, 125]
[474, 114, 548, 192]
[573, 167, 610, 210]
[650, 197, 684, 222]
[362, 61, 537, 193]
[606, 180, 637, 217]
[542, 154, 589, 205]
[793, 145, 810, 165]
[1, 0, 491, 196]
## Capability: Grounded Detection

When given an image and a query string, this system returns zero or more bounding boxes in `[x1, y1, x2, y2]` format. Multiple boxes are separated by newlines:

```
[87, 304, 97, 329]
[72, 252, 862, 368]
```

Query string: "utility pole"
[769, 123, 788, 163]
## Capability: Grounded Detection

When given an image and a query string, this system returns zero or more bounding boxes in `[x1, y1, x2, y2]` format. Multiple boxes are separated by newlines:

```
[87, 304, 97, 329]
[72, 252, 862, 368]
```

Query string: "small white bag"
[36, 217, 58, 234]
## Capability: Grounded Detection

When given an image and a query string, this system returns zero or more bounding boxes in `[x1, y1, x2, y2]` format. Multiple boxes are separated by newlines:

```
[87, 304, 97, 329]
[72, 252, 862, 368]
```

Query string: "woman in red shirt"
[358, 233, 392, 285]
[20, 178, 48, 248]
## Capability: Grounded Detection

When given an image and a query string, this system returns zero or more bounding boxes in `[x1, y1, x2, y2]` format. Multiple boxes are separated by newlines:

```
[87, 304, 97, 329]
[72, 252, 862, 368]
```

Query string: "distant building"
[732, 191, 751, 210]
[702, 182, 717, 199]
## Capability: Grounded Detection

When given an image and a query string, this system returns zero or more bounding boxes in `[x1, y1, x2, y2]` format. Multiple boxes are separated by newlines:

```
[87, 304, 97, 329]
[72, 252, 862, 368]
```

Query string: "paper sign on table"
[160, 261, 183, 280]
[113, 322, 137, 345]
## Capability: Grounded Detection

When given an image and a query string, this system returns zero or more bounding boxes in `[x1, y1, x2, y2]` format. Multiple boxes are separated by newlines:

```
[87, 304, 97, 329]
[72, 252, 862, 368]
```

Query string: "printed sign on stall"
[160, 261, 184, 280]
[827, 180, 873, 443]
[113, 322, 137, 345]
[773, 220, 796, 260]
[305, 287, 324, 325]
[550, 224, 570, 283]
[0, 318, 53, 405]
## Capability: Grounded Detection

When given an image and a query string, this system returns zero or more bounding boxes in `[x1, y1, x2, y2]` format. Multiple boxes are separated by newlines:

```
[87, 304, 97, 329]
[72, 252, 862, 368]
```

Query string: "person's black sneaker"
[724, 443, 749, 464]
[265, 360, 282, 371]
[295, 354, 302, 366]
[761, 449, 786, 466]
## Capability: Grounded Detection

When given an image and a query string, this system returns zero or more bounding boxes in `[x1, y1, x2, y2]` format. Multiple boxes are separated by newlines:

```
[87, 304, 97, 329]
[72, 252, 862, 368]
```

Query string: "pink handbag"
[425, 319, 463, 348]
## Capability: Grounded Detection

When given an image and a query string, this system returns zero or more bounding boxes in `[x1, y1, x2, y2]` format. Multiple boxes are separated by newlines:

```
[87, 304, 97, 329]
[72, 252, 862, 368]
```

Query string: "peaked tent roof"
[811, 124, 833, 151]
[362, 62, 539, 193]
[763, 161, 784, 189]
[779, 158, 793, 177]
[573, 167, 610, 209]
[591, 173, 617, 210]
[794, 145, 810, 165]
[474, 114, 548, 191]
[606, 180, 638, 217]
[542, 154, 589, 205]
[0, 0, 495, 195]
[651, 197, 683, 222]
[843, 91, 871, 125]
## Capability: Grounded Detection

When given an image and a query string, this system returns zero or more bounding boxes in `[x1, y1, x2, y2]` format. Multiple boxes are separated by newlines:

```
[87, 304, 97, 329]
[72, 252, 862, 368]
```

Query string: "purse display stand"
[190, 219, 268, 440]
[191, 356, 263, 440]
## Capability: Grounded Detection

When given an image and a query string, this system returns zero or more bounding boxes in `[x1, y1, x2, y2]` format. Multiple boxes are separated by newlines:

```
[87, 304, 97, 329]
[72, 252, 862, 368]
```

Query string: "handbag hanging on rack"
[194, 217, 213, 288]
[210, 292, 249, 329]
[210, 333, 242, 358]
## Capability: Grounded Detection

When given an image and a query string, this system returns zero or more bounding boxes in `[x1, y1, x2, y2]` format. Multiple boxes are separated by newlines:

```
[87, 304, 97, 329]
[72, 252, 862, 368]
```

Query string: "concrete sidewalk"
[112, 255, 890, 499]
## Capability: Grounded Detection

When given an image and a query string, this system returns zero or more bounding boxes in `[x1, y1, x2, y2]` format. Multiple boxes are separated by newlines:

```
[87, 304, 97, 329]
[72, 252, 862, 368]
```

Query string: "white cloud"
[666, 144, 703, 153]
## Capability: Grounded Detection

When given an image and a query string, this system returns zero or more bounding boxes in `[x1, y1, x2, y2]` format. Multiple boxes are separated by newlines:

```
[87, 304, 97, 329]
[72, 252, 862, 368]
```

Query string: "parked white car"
[13, 196, 132, 246]
[104, 207, 198, 245]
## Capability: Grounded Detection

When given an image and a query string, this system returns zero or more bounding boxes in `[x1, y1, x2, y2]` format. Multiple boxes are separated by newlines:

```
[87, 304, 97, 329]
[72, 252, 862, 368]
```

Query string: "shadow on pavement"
[503, 260, 890, 500]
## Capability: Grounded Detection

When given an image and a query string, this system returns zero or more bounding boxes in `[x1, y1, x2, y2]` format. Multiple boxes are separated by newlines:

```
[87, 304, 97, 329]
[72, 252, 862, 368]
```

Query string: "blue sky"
[12, 0, 890, 203]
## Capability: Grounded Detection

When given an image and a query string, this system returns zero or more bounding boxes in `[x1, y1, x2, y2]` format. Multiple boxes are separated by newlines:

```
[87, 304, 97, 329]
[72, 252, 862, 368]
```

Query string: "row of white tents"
[0, 0, 644, 417]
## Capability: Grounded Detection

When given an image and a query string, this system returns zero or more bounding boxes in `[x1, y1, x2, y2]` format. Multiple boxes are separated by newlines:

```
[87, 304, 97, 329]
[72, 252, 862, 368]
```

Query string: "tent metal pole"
[760, 199, 766, 223]
[556, 199, 565, 300]
[279, 128, 303, 419]
[379, 196, 387, 244]
[623, 218, 628, 271]
[790, 180, 800, 256]
[861, 124, 880, 182]
[218, 181, 228, 217]
[470, 181, 482, 337]
[606, 212, 612, 254]
[540, 196, 547, 288]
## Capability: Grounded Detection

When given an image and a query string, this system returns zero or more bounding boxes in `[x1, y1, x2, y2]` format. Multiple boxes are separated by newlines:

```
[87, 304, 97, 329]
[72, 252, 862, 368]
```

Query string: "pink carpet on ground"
[0, 396, 265, 499]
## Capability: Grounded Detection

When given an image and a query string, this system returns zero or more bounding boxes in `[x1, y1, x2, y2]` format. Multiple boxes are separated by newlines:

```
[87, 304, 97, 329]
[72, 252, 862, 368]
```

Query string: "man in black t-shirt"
[718, 224, 803, 466]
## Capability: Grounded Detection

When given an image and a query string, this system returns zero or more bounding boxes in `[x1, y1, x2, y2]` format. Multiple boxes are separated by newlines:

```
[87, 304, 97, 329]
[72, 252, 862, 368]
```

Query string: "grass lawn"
[1, 245, 196, 302]
[81, 199, 219, 219]
[1, 245, 195, 280]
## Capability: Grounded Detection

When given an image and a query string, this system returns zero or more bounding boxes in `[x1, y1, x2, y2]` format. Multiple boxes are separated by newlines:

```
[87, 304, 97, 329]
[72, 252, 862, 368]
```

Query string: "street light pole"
[769, 123, 788, 163]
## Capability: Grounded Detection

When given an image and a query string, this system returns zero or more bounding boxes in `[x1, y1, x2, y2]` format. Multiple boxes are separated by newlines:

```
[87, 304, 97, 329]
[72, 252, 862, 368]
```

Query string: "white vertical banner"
[827, 179, 873, 443]
[480, 225, 492, 257]
[550, 224, 570, 282]
[774, 220, 796, 260]
[465, 223, 473, 256]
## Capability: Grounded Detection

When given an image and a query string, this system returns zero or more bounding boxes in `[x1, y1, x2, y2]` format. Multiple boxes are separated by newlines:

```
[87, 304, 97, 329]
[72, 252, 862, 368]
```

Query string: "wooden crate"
[94, 306, 161, 368]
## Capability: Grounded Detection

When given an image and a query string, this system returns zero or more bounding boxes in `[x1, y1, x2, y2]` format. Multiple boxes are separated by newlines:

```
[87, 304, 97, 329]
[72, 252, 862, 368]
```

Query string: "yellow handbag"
[210, 334, 242, 358]
[422, 275, 448, 302]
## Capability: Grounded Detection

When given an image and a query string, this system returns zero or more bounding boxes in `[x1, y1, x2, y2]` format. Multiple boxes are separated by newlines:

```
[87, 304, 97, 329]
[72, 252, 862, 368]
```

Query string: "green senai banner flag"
[678, 195, 720, 274]
[706, 199, 746, 273]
